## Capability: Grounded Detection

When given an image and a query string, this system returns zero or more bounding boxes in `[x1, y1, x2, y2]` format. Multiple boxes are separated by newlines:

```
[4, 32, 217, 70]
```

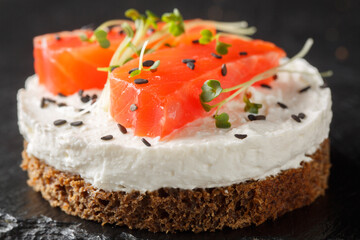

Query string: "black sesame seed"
[221, 64, 227, 76]
[298, 113, 306, 119]
[78, 89, 84, 97]
[239, 51, 248, 56]
[320, 83, 328, 89]
[101, 135, 113, 141]
[128, 67, 139, 74]
[92, 94, 98, 99]
[148, 28, 155, 33]
[273, 74, 278, 80]
[55, 35, 61, 41]
[234, 134, 247, 139]
[130, 104, 138, 111]
[53, 119, 67, 126]
[143, 60, 155, 67]
[260, 84, 272, 89]
[58, 92, 66, 97]
[164, 43, 172, 48]
[134, 78, 149, 84]
[192, 39, 199, 44]
[141, 138, 151, 147]
[277, 102, 288, 109]
[70, 121, 83, 126]
[118, 30, 124, 35]
[40, 98, 46, 108]
[248, 114, 256, 121]
[57, 103, 67, 107]
[248, 114, 266, 121]
[211, 53, 222, 59]
[78, 109, 90, 114]
[186, 62, 195, 70]
[117, 123, 127, 134]
[291, 114, 301, 123]
[299, 86, 311, 93]
[182, 59, 196, 64]
[81, 95, 91, 103]
[44, 98, 56, 103]
[255, 115, 266, 120]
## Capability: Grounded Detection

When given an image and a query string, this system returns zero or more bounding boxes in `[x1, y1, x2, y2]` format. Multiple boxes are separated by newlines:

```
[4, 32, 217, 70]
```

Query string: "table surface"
[1, 0, 360, 239]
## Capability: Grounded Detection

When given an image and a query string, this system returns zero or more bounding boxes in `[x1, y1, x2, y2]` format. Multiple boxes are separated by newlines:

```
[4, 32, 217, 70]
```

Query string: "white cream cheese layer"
[17, 58, 332, 193]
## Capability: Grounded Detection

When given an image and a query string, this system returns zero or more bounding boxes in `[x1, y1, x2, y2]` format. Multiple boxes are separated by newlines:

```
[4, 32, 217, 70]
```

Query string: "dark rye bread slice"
[21, 139, 330, 233]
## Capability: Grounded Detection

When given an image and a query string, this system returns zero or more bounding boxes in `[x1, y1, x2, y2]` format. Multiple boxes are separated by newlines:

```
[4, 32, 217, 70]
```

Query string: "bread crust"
[21, 139, 330, 233]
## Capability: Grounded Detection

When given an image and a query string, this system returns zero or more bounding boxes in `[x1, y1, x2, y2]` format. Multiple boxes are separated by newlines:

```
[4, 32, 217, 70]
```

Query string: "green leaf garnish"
[243, 95, 262, 114]
[94, 29, 107, 39]
[215, 113, 231, 128]
[198, 29, 232, 55]
[79, 34, 89, 42]
[200, 80, 223, 102]
[199, 29, 213, 44]
[150, 60, 160, 70]
[99, 39, 110, 48]
[125, 9, 142, 21]
[216, 41, 232, 55]
[201, 102, 212, 112]
[162, 8, 185, 36]
[93, 29, 110, 49]
[145, 10, 159, 29]
[130, 69, 141, 77]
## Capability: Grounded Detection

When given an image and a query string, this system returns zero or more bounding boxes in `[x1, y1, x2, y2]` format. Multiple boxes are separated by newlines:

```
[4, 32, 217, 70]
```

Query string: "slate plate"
[1, 0, 359, 239]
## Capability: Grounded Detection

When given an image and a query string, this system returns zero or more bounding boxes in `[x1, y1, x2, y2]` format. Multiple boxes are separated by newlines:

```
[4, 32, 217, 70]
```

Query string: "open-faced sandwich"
[18, 9, 332, 232]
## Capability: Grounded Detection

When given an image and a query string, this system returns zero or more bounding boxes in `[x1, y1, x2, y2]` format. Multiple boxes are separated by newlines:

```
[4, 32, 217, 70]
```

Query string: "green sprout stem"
[277, 69, 333, 78]
[139, 40, 149, 70]
[186, 20, 256, 38]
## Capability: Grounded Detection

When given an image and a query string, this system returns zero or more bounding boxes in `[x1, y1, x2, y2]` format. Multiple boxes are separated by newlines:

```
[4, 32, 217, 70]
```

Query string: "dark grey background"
[1, 0, 359, 239]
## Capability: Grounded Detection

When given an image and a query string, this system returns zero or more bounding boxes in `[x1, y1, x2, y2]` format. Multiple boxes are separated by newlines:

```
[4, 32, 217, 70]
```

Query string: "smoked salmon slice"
[33, 22, 216, 96]
[109, 36, 285, 138]
[34, 29, 125, 95]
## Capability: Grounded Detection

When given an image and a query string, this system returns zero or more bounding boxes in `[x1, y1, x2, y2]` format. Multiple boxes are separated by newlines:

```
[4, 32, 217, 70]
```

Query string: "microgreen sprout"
[79, 34, 89, 42]
[129, 40, 161, 77]
[199, 29, 232, 55]
[145, 10, 160, 29]
[243, 94, 262, 114]
[127, 42, 140, 56]
[200, 80, 223, 102]
[79, 19, 134, 49]
[94, 29, 110, 48]
[150, 60, 160, 70]
[125, 8, 143, 21]
[277, 69, 333, 78]
[161, 8, 185, 36]
[122, 22, 134, 38]
[215, 113, 231, 128]
[200, 38, 315, 128]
